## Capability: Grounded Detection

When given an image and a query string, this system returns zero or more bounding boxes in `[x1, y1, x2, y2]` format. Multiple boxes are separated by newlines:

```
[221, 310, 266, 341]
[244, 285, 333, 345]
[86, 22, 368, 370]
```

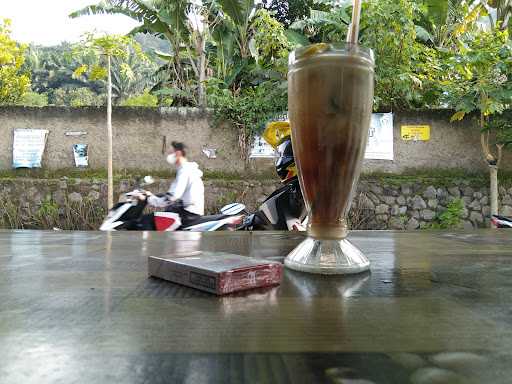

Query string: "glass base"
[284, 237, 370, 275]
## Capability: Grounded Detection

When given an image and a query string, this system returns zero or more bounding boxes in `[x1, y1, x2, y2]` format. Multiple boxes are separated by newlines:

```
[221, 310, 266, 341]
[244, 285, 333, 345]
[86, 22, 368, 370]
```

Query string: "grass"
[0, 168, 168, 180]
[362, 168, 512, 187]
[0, 195, 106, 230]
[1, 167, 511, 188]
[0, 168, 277, 182]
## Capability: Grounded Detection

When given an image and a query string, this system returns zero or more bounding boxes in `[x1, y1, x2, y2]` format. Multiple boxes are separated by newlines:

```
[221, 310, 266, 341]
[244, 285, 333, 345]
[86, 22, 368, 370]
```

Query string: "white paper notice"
[73, 144, 89, 167]
[12, 129, 49, 168]
[365, 113, 394, 160]
[250, 135, 276, 158]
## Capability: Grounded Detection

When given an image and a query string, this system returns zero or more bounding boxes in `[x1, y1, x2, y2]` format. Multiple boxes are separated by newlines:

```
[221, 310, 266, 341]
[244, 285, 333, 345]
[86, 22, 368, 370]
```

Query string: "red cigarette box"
[148, 253, 283, 295]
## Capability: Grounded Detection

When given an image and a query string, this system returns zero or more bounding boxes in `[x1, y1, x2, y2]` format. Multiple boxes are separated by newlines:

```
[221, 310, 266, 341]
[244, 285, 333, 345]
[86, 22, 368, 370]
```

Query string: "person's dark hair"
[171, 141, 186, 156]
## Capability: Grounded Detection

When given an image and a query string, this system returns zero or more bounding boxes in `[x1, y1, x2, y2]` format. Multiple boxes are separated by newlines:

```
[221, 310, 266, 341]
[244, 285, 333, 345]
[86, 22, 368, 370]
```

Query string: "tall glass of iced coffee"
[284, 43, 374, 274]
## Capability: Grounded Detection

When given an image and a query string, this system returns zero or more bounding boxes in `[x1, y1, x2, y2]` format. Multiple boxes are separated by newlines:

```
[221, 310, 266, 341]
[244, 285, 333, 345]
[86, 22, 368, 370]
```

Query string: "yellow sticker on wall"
[401, 125, 430, 141]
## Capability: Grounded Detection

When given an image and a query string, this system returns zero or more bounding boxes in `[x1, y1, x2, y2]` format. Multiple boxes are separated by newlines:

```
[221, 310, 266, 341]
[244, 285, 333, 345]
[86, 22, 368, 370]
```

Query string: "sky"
[2, 0, 139, 46]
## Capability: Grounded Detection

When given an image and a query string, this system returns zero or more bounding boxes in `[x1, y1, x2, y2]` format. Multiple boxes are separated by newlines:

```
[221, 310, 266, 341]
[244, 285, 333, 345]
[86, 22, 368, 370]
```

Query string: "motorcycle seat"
[186, 214, 231, 226]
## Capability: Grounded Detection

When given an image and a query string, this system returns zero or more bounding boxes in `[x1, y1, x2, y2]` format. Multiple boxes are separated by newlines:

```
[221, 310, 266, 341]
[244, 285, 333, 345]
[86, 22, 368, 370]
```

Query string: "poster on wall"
[73, 144, 89, 167]
[401, 125, 430, 141]
[250, 112, 288, 159]
[202, 147, 217, 159]
[12, 129, 49, 168]
[250, 135, 276, 158]
[365, 113, 394, 160]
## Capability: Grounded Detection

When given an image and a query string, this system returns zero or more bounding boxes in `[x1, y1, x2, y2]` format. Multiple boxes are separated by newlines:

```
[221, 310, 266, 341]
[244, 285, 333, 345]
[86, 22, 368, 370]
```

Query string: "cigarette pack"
[148, 253, 283, 295]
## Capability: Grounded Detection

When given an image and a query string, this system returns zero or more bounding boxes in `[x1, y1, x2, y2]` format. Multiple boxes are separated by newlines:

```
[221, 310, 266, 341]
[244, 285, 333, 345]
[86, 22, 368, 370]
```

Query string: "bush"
[207, 79, 288, 159]
[52, 87, 104, 107]
[121, 90, 158, 107]
[429, 198, 464, 229]
[17, 91, 48, 107]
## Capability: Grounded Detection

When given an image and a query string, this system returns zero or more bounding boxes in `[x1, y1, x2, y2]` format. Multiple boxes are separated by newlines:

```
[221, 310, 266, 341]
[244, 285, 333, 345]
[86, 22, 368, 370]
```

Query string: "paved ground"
[1, 229, 512, 383]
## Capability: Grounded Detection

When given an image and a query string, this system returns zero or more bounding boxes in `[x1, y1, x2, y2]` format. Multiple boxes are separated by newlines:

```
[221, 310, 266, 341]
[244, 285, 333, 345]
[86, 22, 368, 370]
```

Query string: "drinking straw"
[346, 0, 362, 44]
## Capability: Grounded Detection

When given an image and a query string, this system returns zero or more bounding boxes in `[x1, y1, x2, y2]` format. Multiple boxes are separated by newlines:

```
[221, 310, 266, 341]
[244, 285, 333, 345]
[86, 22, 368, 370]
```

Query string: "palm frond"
[70, 0, 161, 24]
[69, 2, 144, 22]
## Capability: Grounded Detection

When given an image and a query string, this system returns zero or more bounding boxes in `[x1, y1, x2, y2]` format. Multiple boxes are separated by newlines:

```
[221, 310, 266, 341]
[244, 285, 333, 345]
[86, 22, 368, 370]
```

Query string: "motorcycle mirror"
[220, 203, 246, 215]
[142, 176, 155, 186]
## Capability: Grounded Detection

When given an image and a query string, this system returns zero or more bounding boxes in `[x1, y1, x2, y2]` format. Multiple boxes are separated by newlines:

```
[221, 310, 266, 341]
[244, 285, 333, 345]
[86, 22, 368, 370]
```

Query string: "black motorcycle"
[239, 177, 306, 231]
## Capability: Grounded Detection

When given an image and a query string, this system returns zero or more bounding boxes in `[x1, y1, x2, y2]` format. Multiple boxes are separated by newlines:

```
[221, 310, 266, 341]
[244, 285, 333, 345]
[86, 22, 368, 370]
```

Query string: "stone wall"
[0, 177, 279, 230]
[1, 177, 509, 230]
[355, 179, 512, 230]
[1, 107, 512, 174]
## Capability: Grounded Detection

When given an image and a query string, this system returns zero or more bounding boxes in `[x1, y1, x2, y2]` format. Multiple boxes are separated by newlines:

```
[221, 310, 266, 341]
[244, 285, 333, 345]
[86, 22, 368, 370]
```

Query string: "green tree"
[0, 19, 30, 104]
[442, 28, 512, 218]
[73, 33, 146, 209]
[288, 2, 350, 43]
[263, 0, 327, 27]
[288, 0, 429, 110]
[251, 9, 291, 69]
[110, 47, 159, 103]
[360, 0, 422, 110]
[24, 42, 156, 105]
[23, 43, 100, 97]
[70, 0, 208, 106]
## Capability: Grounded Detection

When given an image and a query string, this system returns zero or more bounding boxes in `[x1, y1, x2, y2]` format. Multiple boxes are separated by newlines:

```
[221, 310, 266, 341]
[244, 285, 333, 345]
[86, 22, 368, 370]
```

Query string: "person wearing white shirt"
[148, 141, 205, 225]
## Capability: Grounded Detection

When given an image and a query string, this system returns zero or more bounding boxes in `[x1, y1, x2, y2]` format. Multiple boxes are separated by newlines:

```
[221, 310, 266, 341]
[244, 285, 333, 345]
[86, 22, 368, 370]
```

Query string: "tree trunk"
[171, 39, 186, 92]
[479, 110, 500, 228]
[107, 55, 114, 210]
[198, 36, 207, 107]
[490, 165, 498, 224]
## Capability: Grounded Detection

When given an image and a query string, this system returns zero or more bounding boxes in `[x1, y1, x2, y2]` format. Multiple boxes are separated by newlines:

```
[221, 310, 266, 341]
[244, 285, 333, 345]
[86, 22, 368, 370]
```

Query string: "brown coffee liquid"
[288, 49, 374, 238]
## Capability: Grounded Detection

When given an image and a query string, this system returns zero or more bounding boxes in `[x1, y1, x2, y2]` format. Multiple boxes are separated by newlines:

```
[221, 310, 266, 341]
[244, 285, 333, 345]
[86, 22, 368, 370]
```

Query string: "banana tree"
[215, 0, 255, 59]
[208, 12, 238, 81]
[72, 33, 146, 209]
[204, 0, 261, 91]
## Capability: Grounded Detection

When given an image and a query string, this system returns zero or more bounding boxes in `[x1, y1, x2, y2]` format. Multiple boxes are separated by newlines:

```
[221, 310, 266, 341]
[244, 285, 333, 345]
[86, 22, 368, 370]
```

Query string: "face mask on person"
[166, 153, 177, 165]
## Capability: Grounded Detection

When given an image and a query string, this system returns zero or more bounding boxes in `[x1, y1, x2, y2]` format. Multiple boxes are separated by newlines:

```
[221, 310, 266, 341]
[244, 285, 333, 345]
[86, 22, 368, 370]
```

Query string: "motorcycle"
[101, 118, 308, 232]
[99, 176, 246, 232]
[239, 120, 307, 231]
[239, 176, 307, 231]
[491, 214, 512, 228]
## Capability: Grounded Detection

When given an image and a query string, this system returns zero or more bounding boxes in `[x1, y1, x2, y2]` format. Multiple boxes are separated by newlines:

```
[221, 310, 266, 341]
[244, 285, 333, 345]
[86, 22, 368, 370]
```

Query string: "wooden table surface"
[1, 229, 512, 383]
